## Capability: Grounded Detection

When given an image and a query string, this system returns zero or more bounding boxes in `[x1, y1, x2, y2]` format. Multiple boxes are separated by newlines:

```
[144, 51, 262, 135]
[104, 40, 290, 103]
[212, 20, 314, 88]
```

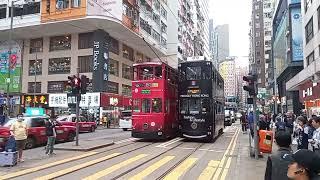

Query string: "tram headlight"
[158, 131, 163, 136]
[151, 122, 156, 127]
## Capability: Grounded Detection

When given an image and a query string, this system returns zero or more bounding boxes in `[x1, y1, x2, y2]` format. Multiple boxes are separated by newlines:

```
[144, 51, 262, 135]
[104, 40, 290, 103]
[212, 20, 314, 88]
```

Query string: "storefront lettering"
[110, 97, 118, 106]
[303, 87, 313, 98]
[93, 41, 100, 71]
[24, 95, 48, 105]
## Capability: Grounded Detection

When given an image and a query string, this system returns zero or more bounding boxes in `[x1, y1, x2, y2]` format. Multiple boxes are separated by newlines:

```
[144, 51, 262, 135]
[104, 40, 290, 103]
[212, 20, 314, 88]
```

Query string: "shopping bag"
[292, 138, 298, 145]
[5, 136, 16, 152]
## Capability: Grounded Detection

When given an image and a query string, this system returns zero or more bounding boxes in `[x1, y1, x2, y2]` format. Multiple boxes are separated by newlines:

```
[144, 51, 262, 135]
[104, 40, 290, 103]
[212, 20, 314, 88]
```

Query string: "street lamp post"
[33, 53, 38, 107]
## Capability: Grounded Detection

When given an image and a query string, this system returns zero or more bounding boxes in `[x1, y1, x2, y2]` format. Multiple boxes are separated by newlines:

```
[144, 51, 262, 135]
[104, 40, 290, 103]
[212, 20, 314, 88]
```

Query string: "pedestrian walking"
[102, 115, 107, 127]
[296, 116, 309, 150]
[283, 149, 320, 180]
[275, 115, 286, 132]
[259, 114, 269, 131]
[10, 115, 27, 162]
[45, 117, 57, 156]
[240, 112, 247, 133]
[248, 111, 254, 137]
[265, 131, 292, 180]
[310, 116, 320, 154]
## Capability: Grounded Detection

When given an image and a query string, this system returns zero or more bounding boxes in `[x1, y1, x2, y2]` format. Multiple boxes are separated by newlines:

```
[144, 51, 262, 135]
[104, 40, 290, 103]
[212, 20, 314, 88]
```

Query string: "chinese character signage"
[92, 30, 109, 92]
[49, 93, 100, 108]
[49, 94, 68, 108]
[0, 41, 22, 93]
[22, 95, 48, 106]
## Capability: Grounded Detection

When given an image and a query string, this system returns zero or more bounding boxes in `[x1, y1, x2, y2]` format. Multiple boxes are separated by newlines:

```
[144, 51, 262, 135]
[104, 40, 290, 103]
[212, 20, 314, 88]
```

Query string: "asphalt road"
[0, 125, 247, 180]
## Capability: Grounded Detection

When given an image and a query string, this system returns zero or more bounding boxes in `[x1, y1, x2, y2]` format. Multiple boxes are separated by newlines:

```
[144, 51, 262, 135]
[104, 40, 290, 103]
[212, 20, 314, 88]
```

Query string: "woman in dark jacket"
[296, 116, 309, 150]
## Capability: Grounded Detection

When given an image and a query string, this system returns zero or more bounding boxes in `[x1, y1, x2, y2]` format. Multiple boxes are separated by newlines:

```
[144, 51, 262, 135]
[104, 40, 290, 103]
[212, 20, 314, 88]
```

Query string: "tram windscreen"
[185, 66, 211, 80]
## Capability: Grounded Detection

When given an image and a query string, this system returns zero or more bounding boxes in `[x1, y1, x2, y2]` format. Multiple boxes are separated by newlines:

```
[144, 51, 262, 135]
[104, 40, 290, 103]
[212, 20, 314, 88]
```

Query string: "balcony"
[122, 14, 139, 33]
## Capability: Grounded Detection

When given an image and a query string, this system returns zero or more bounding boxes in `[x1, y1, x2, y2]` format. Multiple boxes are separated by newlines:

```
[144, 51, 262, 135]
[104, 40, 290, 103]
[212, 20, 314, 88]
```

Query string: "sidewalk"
[54, 139, 114, 151]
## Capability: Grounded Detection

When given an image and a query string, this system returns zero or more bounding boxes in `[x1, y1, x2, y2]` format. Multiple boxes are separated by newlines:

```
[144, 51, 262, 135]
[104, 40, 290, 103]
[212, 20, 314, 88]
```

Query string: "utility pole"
[33, 53, 38, 107]
[75, 67, 80, 146]
[6, 0, 14, 117]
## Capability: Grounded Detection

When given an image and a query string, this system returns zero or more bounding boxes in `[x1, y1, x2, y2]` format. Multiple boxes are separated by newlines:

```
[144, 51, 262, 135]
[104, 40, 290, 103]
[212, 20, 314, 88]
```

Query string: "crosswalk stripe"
[83, 154, 148, 180]
[197, 160, 220, 180]
[0, 151, 98, 180]
[34, 153, 121, 180]
[163, 158, 198, 180]
[129, 156, 175, 180]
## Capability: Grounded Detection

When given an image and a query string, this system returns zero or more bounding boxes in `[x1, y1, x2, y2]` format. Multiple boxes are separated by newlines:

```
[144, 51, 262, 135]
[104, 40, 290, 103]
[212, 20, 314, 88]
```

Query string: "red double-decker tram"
[131, 62, 178, 139]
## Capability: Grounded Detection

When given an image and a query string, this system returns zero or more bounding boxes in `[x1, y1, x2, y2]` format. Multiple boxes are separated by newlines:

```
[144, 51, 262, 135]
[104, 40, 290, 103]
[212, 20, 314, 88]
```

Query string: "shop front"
[100, 93, 132, 126]
[299, 81, 320, 117]
[0, 95, 21, 117]
[21, 94, 50, 115]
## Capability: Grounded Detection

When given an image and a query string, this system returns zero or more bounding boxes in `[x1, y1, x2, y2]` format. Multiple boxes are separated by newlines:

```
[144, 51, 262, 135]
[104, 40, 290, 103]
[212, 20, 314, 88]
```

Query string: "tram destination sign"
[141, 89, 151, 94]
[180, 94, 209, 98]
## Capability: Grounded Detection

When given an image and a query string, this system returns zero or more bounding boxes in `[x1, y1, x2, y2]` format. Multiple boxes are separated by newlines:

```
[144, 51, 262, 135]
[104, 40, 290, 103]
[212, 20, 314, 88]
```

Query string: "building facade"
[219, 57, 236, 97]
[213, 24, 230, 66]
[286, 0, 320, 116]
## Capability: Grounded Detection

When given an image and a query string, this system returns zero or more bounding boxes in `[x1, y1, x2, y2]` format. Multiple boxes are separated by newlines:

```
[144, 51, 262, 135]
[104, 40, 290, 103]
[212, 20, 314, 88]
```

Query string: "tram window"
[202, 66, 211, 79]
[133, 99, 141, 112]
[142, 99, 151, 113]
[201, 99, 210, 113]
[180, 99, 188, 114]
[140, 67, 154, 80]
[155, 66, 162, 79]
[189, 99, 200, 114]
[152, 98, 162, 113]
[186, 67, 201, 80]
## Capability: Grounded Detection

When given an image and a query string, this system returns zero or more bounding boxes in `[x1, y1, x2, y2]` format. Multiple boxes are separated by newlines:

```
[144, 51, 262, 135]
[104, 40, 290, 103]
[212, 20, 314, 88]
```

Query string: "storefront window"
[122, 64, 133, 80]
[48, 57, 71, 74]
[47, 81, 66, 93]
[122, 84, 132, 96]
[142, 99, 151, 113]
[109, 59, 119, 76]
[133, 99, 140, 112]
[49, 35, 71, 51]
[122, 44, 134, 61]
[29, 38, 43, 53]
[29, 60, 42, 76]
[78, 32, 93, 49]
[107, 81, 119, 94]
[152, 98, 162, 113]
[28, 82, 41, 93]
[79, 55, 93, 73]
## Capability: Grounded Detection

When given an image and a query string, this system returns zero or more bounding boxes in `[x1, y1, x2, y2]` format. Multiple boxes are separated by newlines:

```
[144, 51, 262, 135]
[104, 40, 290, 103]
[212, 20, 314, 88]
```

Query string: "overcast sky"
[209, 0, 251, 66]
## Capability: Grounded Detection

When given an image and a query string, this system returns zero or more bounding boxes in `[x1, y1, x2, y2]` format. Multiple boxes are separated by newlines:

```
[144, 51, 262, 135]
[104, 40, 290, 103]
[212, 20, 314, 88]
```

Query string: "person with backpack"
[276, 115, 286, 132]
[45, 117, 57, 156]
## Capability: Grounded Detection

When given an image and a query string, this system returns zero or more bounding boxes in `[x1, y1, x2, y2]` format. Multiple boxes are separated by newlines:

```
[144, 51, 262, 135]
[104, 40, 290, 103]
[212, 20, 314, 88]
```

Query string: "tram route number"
[180, 94, 209, 98]
[183, 116, 205, 122]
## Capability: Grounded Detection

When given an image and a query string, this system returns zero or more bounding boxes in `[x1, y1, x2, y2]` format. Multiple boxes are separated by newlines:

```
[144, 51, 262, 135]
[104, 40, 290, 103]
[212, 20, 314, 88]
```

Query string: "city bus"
[178, 60, 225, 141]
[131, 62, 178, 139]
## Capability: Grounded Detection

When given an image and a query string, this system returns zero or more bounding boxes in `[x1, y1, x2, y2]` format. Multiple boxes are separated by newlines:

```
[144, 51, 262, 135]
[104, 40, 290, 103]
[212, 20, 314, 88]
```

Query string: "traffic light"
[243, 74, 257, 96]
[80, 75, 89, 94]
[67, 75, 81, 94]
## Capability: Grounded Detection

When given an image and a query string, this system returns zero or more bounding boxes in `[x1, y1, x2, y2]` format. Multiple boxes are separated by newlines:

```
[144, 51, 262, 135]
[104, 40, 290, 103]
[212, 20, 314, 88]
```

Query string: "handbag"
[5, 136, 17, 152]
[292, 138, 298, 145]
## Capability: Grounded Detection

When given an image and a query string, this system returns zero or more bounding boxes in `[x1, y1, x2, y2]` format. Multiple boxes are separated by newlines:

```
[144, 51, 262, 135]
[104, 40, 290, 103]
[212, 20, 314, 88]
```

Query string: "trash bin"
[259, 130, 273, 153]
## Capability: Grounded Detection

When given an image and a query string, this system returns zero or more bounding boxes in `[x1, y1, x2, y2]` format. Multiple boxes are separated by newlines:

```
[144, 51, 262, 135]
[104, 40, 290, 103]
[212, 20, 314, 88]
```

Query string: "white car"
[119, 110, 132, 131]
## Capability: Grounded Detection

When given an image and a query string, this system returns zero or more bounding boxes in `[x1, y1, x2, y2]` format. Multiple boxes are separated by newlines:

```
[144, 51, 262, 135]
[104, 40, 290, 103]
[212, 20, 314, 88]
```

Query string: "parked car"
[119, 110, 132, 131]
[224, 110, 232, 126]
[0, 116, 76, 150]
[231, 111, 236, 123]
[56, 114, 97, 132]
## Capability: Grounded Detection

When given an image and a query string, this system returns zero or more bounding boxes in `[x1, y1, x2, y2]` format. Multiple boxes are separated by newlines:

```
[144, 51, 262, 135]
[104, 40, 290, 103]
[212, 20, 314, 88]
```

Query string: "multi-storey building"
[271, 0, 303, 114]
[219, 57, 236, 97]
[0, 0, 177, 116]
[249, 0, 265, 88]
[213, 24, 230, 66]
[287, 0, 320, 116]
[209, 19, 216, 67]
[235, 65, 249, 109]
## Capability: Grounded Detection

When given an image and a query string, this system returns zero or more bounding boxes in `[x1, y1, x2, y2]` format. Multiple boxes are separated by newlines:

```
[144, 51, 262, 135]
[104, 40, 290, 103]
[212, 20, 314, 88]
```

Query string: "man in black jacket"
[45, 116, 57, 156]
[265, 131, 292, 180]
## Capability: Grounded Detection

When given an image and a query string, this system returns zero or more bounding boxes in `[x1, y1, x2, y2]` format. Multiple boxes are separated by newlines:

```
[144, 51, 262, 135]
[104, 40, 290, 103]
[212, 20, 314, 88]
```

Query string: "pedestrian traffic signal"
[243, 75, 257, 96]
[67, 75, 81, 94]
[80, 75, 89, 94]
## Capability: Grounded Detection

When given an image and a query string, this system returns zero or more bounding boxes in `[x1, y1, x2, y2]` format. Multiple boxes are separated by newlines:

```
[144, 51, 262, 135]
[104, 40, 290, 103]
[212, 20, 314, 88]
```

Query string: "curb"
[54, 141, 114, 152]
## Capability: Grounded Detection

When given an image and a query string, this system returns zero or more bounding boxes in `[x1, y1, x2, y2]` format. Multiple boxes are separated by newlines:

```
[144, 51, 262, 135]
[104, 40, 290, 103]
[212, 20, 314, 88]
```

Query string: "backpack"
[277, 122, 286, 131]
[5, 136, 17, 152]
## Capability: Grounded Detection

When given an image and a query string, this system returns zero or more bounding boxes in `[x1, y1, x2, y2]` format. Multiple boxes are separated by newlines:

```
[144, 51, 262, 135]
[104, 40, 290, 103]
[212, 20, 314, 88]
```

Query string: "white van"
[119, 110, 132, 131]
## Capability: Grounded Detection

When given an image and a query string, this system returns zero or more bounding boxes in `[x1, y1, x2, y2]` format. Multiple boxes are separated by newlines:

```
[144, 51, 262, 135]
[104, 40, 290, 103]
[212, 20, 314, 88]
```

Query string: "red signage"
[100, 93, 132, 107]
[299, 81, 320, 102]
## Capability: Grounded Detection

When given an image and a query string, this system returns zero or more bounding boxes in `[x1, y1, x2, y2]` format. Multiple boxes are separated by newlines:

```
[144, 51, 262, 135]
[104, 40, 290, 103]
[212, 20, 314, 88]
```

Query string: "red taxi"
[0, 116, 76, 150]
[56, 114, 97, 132]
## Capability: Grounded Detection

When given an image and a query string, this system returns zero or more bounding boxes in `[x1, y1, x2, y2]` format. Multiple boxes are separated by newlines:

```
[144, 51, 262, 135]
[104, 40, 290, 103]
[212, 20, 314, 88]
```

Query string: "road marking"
[115, 138, 138, 144]
[83, 154, 148, 180]
[197, 160, 220, 180]
[0, 151, 98, 180]
[220, 128, 240, 180]
[156, 137, 183, 148]
[212, 128, 239, 180]
[163, 158, 198, 180]
[34, 153, 121, 180]
[129, 156, 175, 180]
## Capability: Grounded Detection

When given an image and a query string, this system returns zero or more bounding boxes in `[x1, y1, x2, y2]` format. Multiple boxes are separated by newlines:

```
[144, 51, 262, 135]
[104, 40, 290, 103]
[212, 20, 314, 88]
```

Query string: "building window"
[305, 0, 312, 13]
[109, 59, 119, 76]
[122, 44, 134, 61]
[122, 84, 132, 96]
[305, 18, 314, 43]
[152, 29, 161, 42]
[161, 6, 167, 19]
[265, 40, 271, 47]
[9, 2, 40, 17]
[318, 7, 320, 31]
[48, 57, 71, 74]
[48, 81, 66, 93]
[29, 60, 42, 76]
[71, 0, 80, 7]
[0, 5, 7, 19]
[140, 18, 152, 34]
[29, 38, 43, 54]
[161, 21, 167, 33]
[255, 5, 259, 10]
[256, 41, 261, 47]
[49, 35, 71, 51]
[122, 63, 133, 80]
[28, 82, 41, 93]
[307, 51, 314, 66]
[161, 36, 167, 47]
[265, 31, 271, 36]
[154, 0, 160, 11]
[255, 14, 259, 19]
[255, 32, 260, 37]
[78, 55, 93, 73]
[56, 0, 69, 9]
[136, 52, 143, 63]
[78, 32, 93, 49]
[110, 36, 119, 55]
[255, 23, 260, 29]
[152, 12, 160, 25]
[107, 81, 119, 94]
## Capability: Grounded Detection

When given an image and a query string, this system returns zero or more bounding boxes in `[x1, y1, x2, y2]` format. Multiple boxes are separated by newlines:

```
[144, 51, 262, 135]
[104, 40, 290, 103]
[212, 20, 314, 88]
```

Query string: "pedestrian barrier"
[259, 130, 273, 153]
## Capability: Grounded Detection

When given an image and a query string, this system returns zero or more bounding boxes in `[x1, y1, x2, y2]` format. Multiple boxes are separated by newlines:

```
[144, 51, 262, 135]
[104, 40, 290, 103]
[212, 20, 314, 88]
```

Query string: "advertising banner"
[92, 29, 109, 92]
[291, 7, 303, 62]
[0, 41, 22, 93]
[49, 93, 100, 108]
